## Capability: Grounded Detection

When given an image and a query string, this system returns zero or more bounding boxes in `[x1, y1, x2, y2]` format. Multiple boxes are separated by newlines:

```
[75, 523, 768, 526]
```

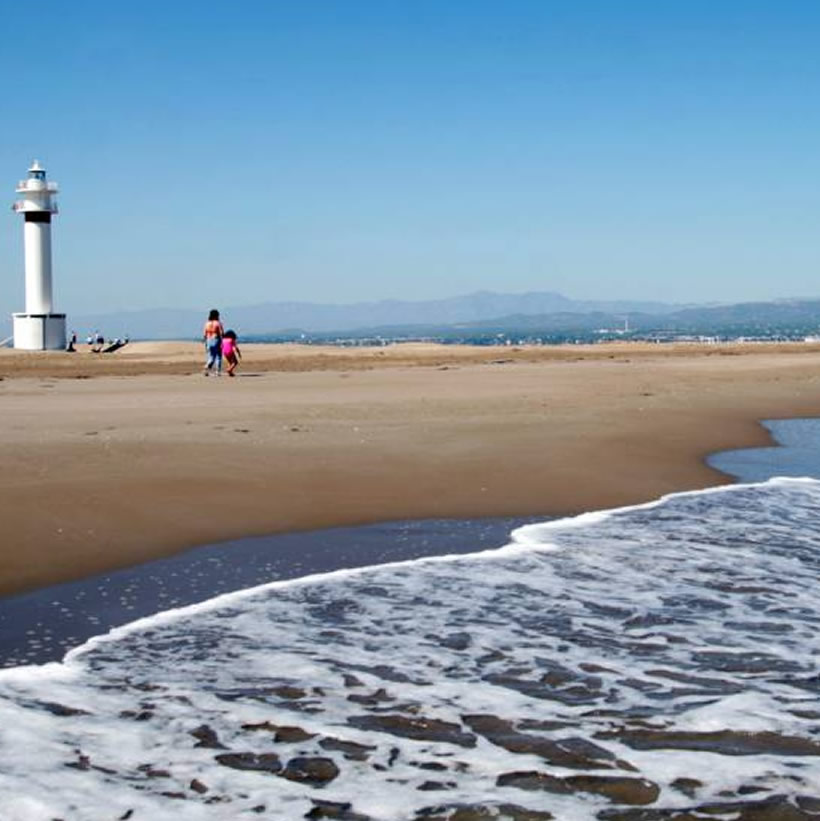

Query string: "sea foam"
[0, 478, 818, 819]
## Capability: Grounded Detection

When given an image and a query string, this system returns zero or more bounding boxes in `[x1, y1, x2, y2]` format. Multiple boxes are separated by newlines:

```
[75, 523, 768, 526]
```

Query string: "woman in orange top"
[203, 309, 225, 375]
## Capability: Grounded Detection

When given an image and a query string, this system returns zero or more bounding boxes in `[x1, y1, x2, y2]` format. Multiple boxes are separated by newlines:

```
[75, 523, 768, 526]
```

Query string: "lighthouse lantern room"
[12, 161, 66, 350]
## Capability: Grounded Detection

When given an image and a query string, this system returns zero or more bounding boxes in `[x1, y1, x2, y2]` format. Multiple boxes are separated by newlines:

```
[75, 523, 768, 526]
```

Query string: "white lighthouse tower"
[12, 161, 66, 350]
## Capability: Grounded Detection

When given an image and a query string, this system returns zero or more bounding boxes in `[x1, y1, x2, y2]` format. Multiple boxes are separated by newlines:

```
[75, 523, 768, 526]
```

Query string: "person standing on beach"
[221, 330, 242, 377]
[203, 309, 225, 376]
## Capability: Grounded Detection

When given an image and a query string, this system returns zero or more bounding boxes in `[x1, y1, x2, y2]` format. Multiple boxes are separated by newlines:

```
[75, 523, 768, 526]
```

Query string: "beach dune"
[1, 340, 819, 596]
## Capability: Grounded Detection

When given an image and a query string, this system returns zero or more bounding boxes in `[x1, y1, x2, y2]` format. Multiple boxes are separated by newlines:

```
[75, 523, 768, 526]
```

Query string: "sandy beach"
[1, 339, 820, 597]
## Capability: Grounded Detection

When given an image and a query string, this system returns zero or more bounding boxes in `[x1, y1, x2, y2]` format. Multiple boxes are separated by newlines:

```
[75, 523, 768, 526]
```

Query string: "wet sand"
[1, 340, 820, 596]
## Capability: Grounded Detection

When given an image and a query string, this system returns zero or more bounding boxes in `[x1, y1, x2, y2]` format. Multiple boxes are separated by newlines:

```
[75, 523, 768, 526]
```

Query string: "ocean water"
[708, 418, 820, 482]
[1, 427, 820, 818]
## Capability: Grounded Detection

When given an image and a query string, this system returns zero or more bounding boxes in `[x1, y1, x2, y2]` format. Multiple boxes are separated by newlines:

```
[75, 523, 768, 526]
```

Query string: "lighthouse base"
[12, 313, 66, 351]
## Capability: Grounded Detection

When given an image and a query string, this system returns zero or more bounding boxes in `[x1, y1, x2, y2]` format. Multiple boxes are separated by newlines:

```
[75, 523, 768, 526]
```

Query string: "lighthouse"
[11, 161, 66, 350]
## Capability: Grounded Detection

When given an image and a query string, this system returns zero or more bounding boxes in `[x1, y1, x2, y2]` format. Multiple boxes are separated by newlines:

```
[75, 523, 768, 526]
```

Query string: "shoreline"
[0, 340, 819, 597]
[0, 515, 544, 667]
[0, 408, 804, 668]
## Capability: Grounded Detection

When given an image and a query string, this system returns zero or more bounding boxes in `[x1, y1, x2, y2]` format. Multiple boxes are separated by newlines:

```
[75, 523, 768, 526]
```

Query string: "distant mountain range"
[30, 291, 820, 341]
[66, 291, 684, 339]
[442, 298, 820, 335]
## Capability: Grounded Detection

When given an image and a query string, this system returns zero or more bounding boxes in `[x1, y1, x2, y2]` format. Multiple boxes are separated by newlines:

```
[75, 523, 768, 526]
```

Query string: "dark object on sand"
[102, 338, 128, 354]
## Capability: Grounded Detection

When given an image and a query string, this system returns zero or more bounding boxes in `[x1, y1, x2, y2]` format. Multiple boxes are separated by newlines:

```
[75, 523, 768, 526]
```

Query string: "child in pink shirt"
[221, 330, 242, 377]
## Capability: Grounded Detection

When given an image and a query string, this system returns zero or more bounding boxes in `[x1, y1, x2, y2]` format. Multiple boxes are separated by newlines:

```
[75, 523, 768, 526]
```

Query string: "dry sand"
[1, 339, 820, 596]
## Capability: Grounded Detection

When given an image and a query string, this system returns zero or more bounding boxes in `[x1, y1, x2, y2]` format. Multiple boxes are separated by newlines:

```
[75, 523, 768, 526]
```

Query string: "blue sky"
[1, 1, 819, 316]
